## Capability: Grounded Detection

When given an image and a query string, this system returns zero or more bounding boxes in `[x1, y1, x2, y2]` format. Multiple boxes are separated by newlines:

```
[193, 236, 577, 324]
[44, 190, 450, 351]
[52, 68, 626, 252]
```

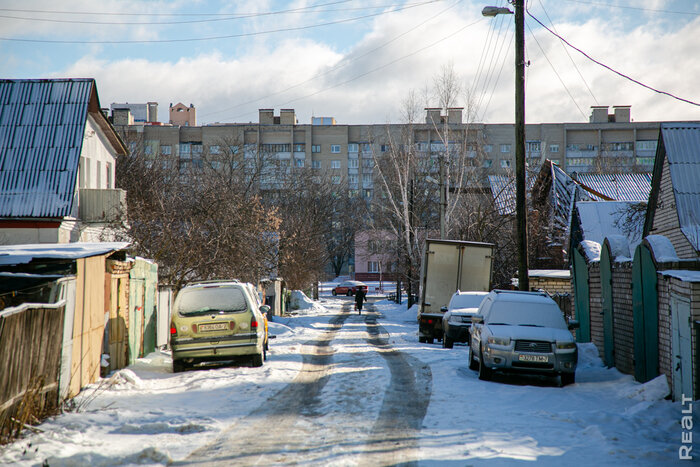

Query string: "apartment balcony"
[79, 189, 127, 222]
[566, 149, 597, 159]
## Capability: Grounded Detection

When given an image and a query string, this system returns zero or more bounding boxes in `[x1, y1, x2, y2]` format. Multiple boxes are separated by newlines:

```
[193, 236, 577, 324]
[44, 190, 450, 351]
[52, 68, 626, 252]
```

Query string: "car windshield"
[486, 301, 567, 329]
[175, 286, 248, 316]
[449, 294, 485, 310]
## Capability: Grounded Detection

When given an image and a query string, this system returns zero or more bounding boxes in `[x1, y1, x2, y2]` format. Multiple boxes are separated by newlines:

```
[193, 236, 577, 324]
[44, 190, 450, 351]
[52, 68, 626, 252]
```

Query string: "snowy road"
[181, 301, 431, 466]
[0, 292, 692, 466]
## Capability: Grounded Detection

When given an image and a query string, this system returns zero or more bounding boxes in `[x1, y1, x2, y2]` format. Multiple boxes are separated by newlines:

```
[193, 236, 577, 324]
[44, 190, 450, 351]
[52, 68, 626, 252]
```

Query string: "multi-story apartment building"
[113, 104, 666, 194]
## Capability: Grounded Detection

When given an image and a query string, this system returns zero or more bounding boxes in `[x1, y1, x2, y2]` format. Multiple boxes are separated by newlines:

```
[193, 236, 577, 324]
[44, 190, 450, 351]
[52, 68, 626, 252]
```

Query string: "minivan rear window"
[175, 286, 248, 316]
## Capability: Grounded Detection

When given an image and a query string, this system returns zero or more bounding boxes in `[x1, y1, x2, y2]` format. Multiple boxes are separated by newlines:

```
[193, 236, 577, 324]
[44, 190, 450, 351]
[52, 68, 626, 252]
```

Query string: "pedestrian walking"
[355, 287, 367, 315]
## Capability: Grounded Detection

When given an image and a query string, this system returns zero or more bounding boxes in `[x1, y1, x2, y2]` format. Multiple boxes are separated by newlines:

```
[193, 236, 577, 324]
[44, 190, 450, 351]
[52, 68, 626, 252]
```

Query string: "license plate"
[518, 354, 548, 363]
[198, 322, 228, 332]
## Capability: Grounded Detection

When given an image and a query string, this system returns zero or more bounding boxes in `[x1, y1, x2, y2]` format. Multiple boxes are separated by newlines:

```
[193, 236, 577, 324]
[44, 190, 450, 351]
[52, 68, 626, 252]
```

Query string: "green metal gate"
[572, 248, 591, 343]
[632, 243, 659, 383]
[600, 244, 615, 367]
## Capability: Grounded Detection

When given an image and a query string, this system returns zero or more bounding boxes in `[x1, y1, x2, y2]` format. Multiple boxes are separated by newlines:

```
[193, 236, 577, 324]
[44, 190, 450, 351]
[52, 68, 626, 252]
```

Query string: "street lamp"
[482, 1, 529, 291]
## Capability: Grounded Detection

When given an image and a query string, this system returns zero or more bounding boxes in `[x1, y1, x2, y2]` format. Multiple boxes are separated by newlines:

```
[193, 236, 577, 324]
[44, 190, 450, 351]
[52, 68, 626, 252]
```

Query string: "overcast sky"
[1, 0, 699, 125]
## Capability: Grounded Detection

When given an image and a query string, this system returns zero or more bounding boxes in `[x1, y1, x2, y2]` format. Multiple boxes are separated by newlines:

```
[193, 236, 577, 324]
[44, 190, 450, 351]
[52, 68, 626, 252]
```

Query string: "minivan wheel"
[443, 332, 453, 349]
[347, 290, 353, 297]
[252, 352, 264, 367]
[478, 347, 492, 381]
[173, 359, 186, 373]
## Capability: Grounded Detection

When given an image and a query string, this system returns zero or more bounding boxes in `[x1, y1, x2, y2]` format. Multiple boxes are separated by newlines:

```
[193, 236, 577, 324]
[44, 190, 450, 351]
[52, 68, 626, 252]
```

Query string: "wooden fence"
[0, 302, 65, 443]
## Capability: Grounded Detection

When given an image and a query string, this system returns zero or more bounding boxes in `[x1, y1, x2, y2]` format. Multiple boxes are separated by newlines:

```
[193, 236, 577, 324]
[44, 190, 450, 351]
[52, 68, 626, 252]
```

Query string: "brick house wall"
[588, 263, 603, 354]
[611, 262, 634, 375]
[657, 274, 700, 400]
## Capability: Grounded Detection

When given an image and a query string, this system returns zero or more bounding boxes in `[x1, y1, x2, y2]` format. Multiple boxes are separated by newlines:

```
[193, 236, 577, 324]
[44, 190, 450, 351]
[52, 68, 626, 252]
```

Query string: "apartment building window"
[636, 140, 657, 151]
[311, 144, 321, 153]
[348, 159, 359, 169]
[526, 141, 541, 153]
[636, 157, 655, 165]
[144, 145, 152, 155]
[330, 144, 341, 153]
[500, 159, 511, 168]
[294, 158, 304, 167]
[364, 189, 373, 199]
[179, 143, 191, 158]
[229, 145, 240, 154]
[500, 144, 511, 153]
[331, 160, 341, 169]
[602, 142, 633, 151]
[209, 145, 221, 154]
[380, 144, 389, 152]
[161, 145, 172, 155]
[294, 143, 305, 152]
[551, 159, 561, 165]
[484, 144, 493, 153]
[312, 160, 321, 169]
[332, 175, 341, 184]
[483, 159, 493, 168]
[210, 161, 222, 170]
[349, 190, 359, 198]
[362, 173, 373, 187]
[192, 144, 203, 155]
[549, 144, 559, 153]
[348, 174, 358, 184]
[567, 157, 592, 167]
[348, 143, 359, 153]
[368, 261, 379, 273]
[362, 159, 373, 168]
[361, 143, 372, 153]
[262, 143, 291, 153]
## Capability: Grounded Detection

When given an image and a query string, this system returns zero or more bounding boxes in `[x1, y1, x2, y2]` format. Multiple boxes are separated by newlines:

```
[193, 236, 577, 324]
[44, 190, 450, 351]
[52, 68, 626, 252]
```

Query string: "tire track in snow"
[360, 304, 433, 466]
[176, 304, 353, 466]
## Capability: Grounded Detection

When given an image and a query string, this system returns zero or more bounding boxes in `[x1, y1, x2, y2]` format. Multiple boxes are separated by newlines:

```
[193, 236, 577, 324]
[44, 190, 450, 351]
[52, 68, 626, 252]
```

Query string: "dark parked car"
[332, 280, 368, 296]
[441, 291, 488, 348]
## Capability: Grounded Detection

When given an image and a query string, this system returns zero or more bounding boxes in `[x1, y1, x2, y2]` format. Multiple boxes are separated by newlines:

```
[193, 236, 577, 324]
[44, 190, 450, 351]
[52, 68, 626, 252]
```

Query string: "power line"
[202, 0, 463, 120]
[0, 0, 441, 44]
[527, 11, 700, 107]
[223, 17, 484, 122]
[526, 21, 587, 119]
[560, 0, 700, 16]
[0, 1, 433, 26]
[537, 0, 598, 105]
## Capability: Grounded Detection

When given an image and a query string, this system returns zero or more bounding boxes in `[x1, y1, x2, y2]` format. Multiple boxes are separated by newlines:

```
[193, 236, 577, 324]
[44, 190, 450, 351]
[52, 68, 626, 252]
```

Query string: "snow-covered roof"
[659, 270, 700, 282]
[605, 235, 632, 262]
[529, 269, 571, 279]
[0, 242, 130, 265]
[645, 235, 680, 263]
[579, 240, 602, 262]
[574, 201, 643, 262]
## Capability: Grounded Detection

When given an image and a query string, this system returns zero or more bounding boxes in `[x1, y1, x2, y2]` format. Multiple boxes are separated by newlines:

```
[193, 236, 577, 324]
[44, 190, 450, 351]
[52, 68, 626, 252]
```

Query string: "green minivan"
[170, 281, 269, 372]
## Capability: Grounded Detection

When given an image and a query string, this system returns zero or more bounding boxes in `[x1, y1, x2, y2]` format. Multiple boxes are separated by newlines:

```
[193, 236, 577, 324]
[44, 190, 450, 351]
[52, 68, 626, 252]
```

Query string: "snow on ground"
[0, 286, 693, 466]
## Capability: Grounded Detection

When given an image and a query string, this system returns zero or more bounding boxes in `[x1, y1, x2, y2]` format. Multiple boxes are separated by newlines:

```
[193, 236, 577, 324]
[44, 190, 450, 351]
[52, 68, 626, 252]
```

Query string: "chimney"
[589, 106, 609, 123]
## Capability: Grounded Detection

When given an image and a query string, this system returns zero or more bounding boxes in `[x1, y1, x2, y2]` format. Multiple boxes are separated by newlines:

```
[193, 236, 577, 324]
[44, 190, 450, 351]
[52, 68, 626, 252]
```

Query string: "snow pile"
[646, 235, 679, 262]
[576, 342, 605, 369]
[105, 369, 143, 389]
[621, 375, 670, 402]
[289, 290, 327, 314]
[579, 240, 602, 262]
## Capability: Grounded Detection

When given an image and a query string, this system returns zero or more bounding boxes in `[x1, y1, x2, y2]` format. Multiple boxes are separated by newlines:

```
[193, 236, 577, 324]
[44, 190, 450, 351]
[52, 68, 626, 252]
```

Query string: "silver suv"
[468, 290, 579, 386]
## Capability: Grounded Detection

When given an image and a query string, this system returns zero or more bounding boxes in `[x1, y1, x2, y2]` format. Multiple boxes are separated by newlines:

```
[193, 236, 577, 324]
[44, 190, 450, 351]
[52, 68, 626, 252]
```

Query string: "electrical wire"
[526, 22, 587, 119]
[201, 0, 463, 119]
[537, 0, 598, 105]
[223, 17, 484, 122]
[478, 29, 513, 122]
[528, 10, 700, 107]
[560, 0, 700, 16]
[0, 1, 434, 26]
[0, 0, 441, 44]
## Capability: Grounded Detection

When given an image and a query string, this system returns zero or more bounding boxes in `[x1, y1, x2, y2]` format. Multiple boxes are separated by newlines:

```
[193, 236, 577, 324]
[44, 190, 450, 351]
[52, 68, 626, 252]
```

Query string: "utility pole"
[514, 0, 529, 291]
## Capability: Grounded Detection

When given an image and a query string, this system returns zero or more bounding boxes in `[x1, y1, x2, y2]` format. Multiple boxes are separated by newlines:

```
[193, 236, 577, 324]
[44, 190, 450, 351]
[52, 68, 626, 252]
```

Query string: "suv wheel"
[478, 347, 492, 381]
[347, 290, 353, 297]
[332, 289, 337, 296]
[561, 372, 575, 387]
[442, 332, 453, 349]
[418, 336, 426, 343]
[468, 346, 479, 370]
[252, 352, 264, 367]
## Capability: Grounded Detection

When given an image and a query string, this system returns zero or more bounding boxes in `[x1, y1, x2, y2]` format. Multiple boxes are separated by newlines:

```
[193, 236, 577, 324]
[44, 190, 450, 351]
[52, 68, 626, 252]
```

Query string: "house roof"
[573, 201, 643, 261]
[0, 78, 127, 219]
[574, 173, 652, 202]
[0, 242, 129, 266]
[646, 122, 700, 251]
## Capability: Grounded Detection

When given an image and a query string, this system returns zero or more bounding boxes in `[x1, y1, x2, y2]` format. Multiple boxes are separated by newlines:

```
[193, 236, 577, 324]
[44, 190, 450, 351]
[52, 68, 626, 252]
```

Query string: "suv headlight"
[487, 336, 511, 346]
[556, 341, 576, 350]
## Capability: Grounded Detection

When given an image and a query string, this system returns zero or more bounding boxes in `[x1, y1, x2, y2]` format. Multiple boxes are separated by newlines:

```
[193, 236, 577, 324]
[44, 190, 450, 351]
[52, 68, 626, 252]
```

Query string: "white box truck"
[417, 239, 495, 343]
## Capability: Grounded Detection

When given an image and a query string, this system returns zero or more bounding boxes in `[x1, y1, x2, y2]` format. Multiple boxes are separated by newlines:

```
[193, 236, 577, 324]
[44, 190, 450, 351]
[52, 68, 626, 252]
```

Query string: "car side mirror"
[440, 306, 448, 312]
[260, 305, 271, 314]
[567, 319, 580, 330]
[472, 314, 484, 324]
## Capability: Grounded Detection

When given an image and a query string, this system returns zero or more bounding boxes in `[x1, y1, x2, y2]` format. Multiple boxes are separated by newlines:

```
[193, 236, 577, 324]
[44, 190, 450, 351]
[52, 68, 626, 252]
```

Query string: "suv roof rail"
[185, 279, 241, 287]
[492, 289, 548, 297]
